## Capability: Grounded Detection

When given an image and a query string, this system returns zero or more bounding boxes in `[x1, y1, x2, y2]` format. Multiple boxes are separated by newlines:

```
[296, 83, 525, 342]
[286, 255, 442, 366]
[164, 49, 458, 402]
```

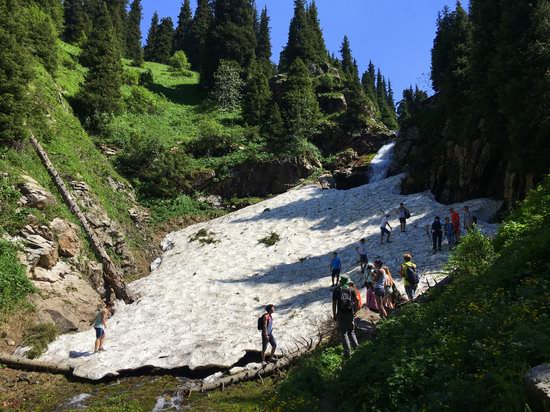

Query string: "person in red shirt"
[449, 207, 461, 243]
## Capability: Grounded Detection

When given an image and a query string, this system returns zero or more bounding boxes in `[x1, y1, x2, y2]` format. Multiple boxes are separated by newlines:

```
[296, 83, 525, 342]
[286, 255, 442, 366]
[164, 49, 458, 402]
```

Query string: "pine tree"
[78, 2, 123, 123]
[210, 59, 243, 111]
[186, 0, 212, 70]
[242, 59, 272, 126]
[201, 0, 257, 88]
[307, 0, 328, 64]
[256, 7, 272, 63]
[126, 0, 143, 66]
[143, 12, 159, 62]
[174, 0, 192, 52]
[0, 0, 33, 143]
[386, 80, 396, 113]
[63, 0, 86, 43]
[279, 0, 317, 71]
[252, 0, 259, 38]
[280, 58, 320, 144]
[263, 102, 286, 152]
[340, 36, 353, 78]
[154, 17, 175, 64]
[21, 4, 59, 74]
[376, 70, 398, 129]
[106, 0, 127, 55]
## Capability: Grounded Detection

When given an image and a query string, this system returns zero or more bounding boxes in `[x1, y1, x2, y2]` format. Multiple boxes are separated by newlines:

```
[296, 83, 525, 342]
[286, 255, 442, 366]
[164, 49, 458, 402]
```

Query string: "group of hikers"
[259, 202, 479, 360]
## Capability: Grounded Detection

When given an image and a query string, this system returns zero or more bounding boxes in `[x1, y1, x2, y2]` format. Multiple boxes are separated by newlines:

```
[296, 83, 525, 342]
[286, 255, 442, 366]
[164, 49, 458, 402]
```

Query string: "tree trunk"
[29, 135, 134, 304]
[0, 353, 73, 375]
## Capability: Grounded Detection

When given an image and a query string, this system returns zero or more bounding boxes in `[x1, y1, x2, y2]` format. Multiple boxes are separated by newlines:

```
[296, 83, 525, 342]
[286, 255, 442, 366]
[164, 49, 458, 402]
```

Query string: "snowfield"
[40, 172, 501, 380]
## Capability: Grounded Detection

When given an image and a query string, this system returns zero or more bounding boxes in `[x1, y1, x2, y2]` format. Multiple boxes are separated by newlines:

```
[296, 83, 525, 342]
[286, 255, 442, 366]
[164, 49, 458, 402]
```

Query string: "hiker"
[332, 276, 359, 357]
[463, 206, 474, 231]
[380, 213, 393, 244]
[356, 238, 369, 274]
[400, 253, 418, 301]
[431, 216, 443, 253]
[260, 304, 277, 363]
[364, 264, 378, 312]
[372, 259, 389, 318]
[93, 305, 110, 353]
[444, 216, 455, 249]
[349, 281, 363, 310]
[329, 252, 342, 286]
[450, 207, 461, 243]
[396, 203, 410, 232]
[382, 266, 395, 310]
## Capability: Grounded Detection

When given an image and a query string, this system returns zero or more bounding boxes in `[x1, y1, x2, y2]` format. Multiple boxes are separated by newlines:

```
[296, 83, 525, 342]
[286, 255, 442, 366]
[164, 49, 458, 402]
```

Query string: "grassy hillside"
[271, 176, 550, 411]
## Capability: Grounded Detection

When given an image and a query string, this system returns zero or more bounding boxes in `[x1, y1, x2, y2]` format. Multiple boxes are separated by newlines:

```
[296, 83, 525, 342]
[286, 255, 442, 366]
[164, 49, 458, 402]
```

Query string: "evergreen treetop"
[174, 0, 192, 52]
[144, 11, 159, 61]
[126, 0, 143, 66]
[256, 6, 272, 62]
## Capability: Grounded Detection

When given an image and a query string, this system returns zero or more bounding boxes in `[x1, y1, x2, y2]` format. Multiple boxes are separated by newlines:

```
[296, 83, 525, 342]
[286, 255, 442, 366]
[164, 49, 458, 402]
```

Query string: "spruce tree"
[242, 59, 272, 126]
[106, 0, 127, 55]
[155, 17, 175, 64]
[340, 35, 353, 79]
[143, 12, 159, 62]
[281, 58, 320, 145]
[78, 2, 123, 124]
[21, 5, 58, 74]
[256, 7, 272, 63]
[280, 0, 316, 71]
[210, 59, 243, 111]
[307, 0, 328, 64]
[0, 0, 33, 143]
[263, 103, 286, 152]
[63, 0, 86, 44]
[186, 0, 212, 70]
[126, 0, 143, 66]
[174, 0, 192, 52]
[201, 0, 257, 88]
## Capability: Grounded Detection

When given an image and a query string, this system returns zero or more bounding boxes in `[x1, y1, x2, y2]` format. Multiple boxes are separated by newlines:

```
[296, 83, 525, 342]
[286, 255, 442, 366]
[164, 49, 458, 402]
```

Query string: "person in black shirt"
[431, 216, 443, 253]
[332, 276, 359, 357]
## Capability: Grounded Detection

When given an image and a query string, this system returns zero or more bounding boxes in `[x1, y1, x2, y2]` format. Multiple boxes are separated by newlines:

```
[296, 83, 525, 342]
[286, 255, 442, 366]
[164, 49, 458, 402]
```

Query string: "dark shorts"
[262, 333, 276, 351]
[374, 287, 385, 297]
[399, 217, 406, 224]
[381, 227, 390, 235]
[359, 254, 368, 264]
[331, 269, 341, 277]
[95, 327, 105, 339]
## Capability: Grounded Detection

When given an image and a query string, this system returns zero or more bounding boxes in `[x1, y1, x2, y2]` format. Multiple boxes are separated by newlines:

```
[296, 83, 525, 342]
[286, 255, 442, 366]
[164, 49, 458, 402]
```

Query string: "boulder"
[318, 174, 336, 190]
[318, 93, 347, 114]
[21, 225, 58, 269]
[49, 218, 81, 257]
[17, 176, 56, 210]
[525, 364, 550, 412]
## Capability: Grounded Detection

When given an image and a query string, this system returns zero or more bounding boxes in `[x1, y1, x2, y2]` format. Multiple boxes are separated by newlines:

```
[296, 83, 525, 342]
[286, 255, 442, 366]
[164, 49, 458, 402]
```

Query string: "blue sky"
[141, 1, 465, 98]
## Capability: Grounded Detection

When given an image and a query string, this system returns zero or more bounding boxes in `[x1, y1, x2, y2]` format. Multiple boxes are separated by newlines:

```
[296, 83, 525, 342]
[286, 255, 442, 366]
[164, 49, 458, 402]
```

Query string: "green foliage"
[256, 6, 272, 63]
[186, 0, 212, 71]
[20, 5, 58, 75]
[258, 231, 280, 246]
[174, 0, 192, 54]
[124, 86, 161, 115]
[62, 0, 87, 44]
[242, 59, 272, 126]
[154, 17, 175, 65]
[0, 240, 35, 314]
[275, 176, 550, 410]
[143, 11, 159, 62]
[210, 59, 243, 111]
[77, 3, 123, 125]
[145, 195, 221, 226]
[169, 50, 191, 72]
[126, 0, 144, 66]
[23, 323, 59, 359]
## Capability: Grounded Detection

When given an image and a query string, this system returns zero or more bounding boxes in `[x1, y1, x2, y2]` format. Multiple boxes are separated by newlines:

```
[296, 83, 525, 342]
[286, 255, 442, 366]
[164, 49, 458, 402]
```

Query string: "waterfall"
[368, 141, 396, 183]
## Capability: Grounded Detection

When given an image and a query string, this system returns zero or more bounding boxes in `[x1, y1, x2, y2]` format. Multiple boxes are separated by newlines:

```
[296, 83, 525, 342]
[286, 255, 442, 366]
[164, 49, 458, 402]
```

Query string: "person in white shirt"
[380, 213, 392, 244]
[355, 238, 369, 274]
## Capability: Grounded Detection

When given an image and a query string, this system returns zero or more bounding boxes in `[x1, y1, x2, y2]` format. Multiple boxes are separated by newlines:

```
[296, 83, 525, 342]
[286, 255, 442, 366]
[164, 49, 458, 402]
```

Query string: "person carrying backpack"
[400, 253, 418, 300]
[258, 304, 277, 363]
[397, 203, 411, 232]
[329, 252, 342, 286]
[431, 216, 443, 253]
[332, 276, 359, 357]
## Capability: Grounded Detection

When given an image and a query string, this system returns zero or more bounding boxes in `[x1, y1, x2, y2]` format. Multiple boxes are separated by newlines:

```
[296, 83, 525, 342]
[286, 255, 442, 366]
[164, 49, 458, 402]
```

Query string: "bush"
[210, 60, 243, 111]
[122, 69, 140, 86]
[23, 323, 59, 358]
[186, 119, 247, 158]
[0, 240, 35, 313]
[124, 86, 160, 115]
[259, 232, 280, 246]
[168, 50, 190, 72]
[139, 69, 154, 86]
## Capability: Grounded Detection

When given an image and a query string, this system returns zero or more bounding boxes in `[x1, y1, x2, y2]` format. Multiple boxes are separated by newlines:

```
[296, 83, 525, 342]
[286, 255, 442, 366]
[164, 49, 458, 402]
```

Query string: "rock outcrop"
[17, 176, 56, 210]
[318, 93, 347, 114]
[525, 364, 550, 412]
[49, 218, 80, 257]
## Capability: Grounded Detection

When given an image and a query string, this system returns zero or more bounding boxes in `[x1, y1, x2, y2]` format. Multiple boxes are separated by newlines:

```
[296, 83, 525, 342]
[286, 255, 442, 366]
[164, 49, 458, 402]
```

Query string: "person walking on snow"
[444, 216, 455, 249]
[463, 206, 474, 231]
[400, 253, 418, 300]
[332, 276, 359, 357]
[260, 304, 277, 363]
[372, 259, 389, 318]
[329, 252, 342, 286]
[397, 203, 410, 232]
[450, 207, 461, 243]
[94, 305, 110, 353]
[380, 214, 393, 244]
[432, 216, 443, 253]
[356, 238, 369, 273]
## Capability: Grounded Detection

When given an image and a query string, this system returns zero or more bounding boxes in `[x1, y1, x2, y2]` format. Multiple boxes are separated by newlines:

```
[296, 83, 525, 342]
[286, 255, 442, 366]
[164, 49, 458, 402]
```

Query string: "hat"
[339, 275, 349, 285]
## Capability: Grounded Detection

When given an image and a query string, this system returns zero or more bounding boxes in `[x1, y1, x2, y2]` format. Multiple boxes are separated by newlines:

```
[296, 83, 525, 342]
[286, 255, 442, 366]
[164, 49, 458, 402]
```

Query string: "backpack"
[405, 264, 419, 285]
[338, 287, 355, 313]
[405, 209, 411, 219]
[257, 314, 266, 330]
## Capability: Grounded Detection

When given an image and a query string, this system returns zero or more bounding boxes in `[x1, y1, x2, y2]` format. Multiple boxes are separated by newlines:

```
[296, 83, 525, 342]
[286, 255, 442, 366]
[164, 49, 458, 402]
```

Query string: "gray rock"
[150, 257, 162, 272]
[318, 93, 347, 114]
[17, 176, 56, 210]
[526, 364, 550, 412]
[50, 218, 81, 257]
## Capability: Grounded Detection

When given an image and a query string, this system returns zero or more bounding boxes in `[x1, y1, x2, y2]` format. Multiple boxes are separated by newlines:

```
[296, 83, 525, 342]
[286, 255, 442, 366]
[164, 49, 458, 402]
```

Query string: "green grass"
[0, 240, 35, 317]
[259, 232, 281, 247]
[272, 175, 550, 411]
[22, 323, 59, 359]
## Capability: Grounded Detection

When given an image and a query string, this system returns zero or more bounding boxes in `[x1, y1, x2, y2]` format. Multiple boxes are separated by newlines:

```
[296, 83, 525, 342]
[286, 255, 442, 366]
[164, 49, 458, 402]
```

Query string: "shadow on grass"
[146, 82, 205, 106]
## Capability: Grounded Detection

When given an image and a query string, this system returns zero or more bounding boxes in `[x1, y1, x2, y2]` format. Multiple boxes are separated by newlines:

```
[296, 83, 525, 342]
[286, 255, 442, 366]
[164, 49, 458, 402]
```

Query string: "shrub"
[168, 50, 191, 72]
[259, 232, 280, 246]
[446, 228, 497, 279]
[0, 240, 35, 313]
[210, 60, 243, 111]
[186, 119, 246, 158]
[122, 69, 140, 86]
[124, 86, 160, 115]
[23, 323, 59, 358]
[139, 69, 154, 86]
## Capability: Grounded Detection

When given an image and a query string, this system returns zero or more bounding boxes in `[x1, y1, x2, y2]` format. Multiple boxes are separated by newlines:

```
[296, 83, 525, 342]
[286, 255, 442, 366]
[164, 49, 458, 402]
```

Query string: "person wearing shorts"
[397, 203, 410, 232]
[356, 239, 368, 273]
[329, 252, 342, 286]
[380, 214, 393, 244]
[93, 306, 110, 353]
[261, 304, 277, 363]
[373, 259, 388, 318]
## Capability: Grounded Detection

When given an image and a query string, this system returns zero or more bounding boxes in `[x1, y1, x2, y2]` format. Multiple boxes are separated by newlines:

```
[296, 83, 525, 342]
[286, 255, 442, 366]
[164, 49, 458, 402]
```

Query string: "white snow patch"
[40, 173, 502, 380]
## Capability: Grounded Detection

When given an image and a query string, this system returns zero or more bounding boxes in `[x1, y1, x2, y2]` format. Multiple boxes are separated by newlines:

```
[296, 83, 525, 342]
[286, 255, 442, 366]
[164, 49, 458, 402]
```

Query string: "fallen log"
[0, 353, 73, 375]
[29, 134, 134, 304]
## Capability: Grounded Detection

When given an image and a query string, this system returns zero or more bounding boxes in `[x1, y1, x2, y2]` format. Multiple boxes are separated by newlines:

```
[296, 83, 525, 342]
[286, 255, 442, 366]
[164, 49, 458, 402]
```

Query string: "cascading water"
[368, 141, 396, 183]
